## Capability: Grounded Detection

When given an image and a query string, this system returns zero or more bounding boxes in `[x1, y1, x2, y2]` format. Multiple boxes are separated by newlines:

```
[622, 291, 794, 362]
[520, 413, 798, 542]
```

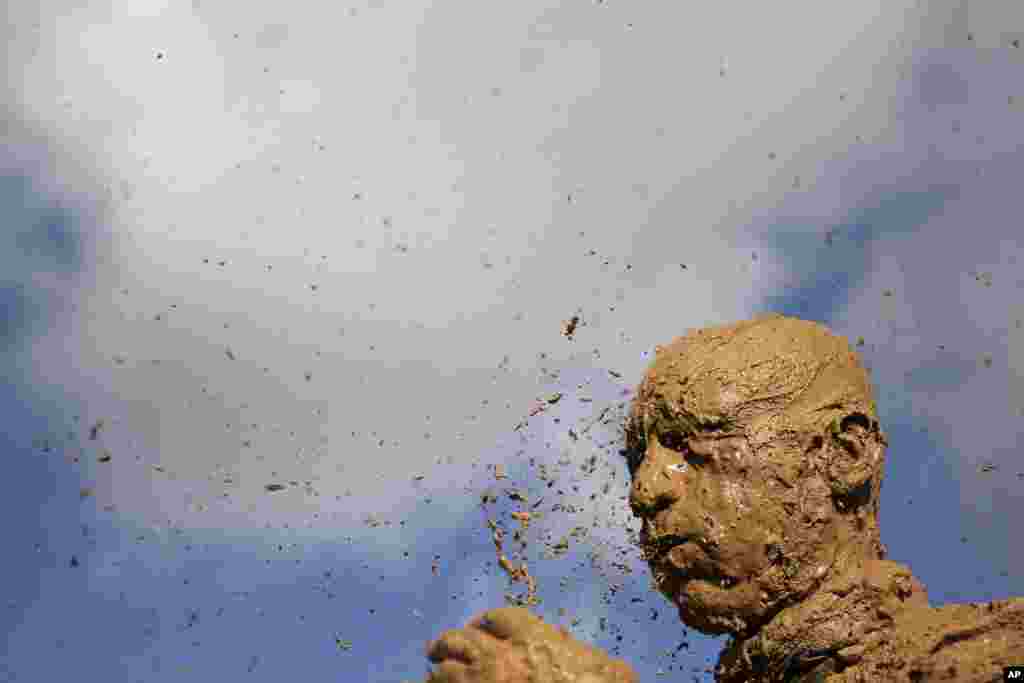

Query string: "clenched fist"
[425, 607, 637, 683]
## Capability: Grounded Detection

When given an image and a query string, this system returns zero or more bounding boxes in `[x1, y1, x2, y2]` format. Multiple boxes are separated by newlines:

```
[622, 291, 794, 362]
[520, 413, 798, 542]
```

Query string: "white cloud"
[18, 0, 1018, 566]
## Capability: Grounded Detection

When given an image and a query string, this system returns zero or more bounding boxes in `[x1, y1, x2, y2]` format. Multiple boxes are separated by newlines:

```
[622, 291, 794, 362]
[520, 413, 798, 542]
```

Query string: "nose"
[629, 449, 683, 517]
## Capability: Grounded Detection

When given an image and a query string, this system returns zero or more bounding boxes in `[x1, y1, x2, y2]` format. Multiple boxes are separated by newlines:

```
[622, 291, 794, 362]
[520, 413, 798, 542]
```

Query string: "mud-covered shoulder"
[831, 597, 1024, 682]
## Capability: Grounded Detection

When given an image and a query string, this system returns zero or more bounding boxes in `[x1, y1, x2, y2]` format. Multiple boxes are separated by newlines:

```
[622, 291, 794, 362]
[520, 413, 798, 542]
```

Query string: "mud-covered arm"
[424, 606, 638, 683]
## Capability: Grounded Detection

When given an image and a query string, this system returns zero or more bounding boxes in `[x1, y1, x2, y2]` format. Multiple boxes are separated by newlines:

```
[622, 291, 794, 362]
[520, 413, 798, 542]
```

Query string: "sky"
[2, 1, 1023, 681]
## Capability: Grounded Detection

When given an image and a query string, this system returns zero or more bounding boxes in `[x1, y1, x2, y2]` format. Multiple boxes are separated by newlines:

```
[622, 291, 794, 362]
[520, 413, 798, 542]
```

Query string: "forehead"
[633, 315, 877, 437]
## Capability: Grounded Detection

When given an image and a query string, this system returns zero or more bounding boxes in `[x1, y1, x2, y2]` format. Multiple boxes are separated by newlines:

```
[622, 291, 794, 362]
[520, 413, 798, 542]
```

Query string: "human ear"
[825, 412, 883, 500]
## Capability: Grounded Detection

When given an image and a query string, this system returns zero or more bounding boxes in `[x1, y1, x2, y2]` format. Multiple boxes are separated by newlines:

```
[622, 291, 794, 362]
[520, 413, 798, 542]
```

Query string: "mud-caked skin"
[625, 313, 889, 641]
[426, 314, 1024, 682]
[425, 606, 637, 683]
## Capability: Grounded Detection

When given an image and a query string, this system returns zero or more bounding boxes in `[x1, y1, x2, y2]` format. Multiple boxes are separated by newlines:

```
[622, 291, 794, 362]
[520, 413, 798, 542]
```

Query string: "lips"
[646, 533, 738, 589]
[642, 532, 695, 561]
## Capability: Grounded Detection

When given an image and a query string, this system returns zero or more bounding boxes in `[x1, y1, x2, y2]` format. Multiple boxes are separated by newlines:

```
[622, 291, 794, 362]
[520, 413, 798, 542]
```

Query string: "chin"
[666, 572, 766, 636]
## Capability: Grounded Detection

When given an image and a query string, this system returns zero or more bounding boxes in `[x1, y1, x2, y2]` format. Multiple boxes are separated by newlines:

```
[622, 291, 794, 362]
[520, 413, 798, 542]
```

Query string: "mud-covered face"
[627, 417, 783, 635]
[623, 315, 887, 636]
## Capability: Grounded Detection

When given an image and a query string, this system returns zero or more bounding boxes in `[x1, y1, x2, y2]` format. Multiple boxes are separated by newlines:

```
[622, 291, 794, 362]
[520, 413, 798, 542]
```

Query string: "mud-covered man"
[425, 314, 1024, 682]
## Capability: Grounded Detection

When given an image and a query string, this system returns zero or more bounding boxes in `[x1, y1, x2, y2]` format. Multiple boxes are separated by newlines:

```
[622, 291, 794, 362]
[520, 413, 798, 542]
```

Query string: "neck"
[715, 558, 929, 681]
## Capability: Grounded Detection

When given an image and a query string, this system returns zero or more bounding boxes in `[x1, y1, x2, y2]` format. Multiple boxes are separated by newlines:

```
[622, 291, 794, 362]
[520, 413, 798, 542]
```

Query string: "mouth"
[643, 532, 738, 589]
[641, 532, 696, 561]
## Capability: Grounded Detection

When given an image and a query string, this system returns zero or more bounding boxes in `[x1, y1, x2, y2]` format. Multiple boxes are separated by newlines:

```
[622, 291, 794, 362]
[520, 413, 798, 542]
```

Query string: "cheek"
[718, 512, 778, 578]
[717, 485, 788, 575]
[722, 480, 751, 514]
[716, 463, 774, 525]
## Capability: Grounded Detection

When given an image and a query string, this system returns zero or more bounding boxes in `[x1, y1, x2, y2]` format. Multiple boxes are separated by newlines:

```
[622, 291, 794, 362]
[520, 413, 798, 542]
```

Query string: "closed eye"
[657, 428, 687, 452]
[657, 430, 710, 467]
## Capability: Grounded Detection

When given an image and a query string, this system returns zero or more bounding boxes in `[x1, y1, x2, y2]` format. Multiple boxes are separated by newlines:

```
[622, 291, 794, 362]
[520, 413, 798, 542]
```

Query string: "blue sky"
[3, 2, 1023, 682]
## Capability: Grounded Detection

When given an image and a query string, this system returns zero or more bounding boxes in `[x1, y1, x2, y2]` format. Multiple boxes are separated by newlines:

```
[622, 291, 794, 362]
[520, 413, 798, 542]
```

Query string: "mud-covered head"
[623, 314, 888, 636]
